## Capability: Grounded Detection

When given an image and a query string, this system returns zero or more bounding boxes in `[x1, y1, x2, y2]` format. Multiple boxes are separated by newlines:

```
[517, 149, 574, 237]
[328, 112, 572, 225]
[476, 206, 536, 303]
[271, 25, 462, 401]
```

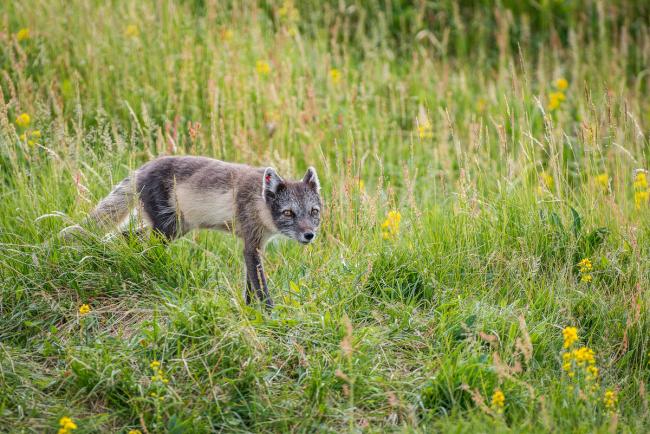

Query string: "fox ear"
[262, 167, 284, 198]
[303, 166, 320, 191]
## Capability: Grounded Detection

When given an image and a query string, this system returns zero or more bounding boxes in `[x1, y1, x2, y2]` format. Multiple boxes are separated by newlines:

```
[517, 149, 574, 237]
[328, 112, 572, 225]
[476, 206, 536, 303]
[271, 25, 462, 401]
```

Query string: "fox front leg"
[243, 245, 274, 309]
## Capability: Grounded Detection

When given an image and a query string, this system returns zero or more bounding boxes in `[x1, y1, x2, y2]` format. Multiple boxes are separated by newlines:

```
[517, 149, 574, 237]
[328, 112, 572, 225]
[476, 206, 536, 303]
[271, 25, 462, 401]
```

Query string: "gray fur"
[60, 156, 323, 309]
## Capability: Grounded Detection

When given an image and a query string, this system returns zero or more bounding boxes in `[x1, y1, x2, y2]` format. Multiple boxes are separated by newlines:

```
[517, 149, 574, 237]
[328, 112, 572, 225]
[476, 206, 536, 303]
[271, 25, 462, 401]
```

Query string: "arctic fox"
[61, 156, 322, 309]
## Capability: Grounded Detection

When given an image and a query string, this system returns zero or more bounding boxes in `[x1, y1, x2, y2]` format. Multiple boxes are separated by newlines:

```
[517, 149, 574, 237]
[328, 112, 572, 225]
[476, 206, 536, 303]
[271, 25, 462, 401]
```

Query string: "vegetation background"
[2, 0, 650, 432]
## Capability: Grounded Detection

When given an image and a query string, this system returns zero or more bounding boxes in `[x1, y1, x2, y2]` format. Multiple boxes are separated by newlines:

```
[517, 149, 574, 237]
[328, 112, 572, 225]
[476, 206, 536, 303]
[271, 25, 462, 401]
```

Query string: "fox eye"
[282, 209, 294, 217]
[311, 208, 320, 217]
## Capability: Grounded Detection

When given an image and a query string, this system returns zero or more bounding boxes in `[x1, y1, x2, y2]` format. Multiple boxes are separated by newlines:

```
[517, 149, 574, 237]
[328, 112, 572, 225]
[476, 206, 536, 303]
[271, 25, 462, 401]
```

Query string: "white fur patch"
[256, 199, 278, 234]
[174, 184, 236, 230]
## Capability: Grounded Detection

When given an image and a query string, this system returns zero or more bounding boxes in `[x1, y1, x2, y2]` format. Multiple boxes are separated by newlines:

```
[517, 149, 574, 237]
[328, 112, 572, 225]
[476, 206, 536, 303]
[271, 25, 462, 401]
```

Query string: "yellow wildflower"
[562, 326, 578, 349]
[381, 210, 401, 239]
[578, 258, 592, 283]
[21, 129, 41, 146]
[586, 365, 599, 381]
[554, 78, 569, 90]
[562, 345, 597, 383]
[603, 389, 617, 411]
[15, 113, 31, 128]
[491, 389, 505, 414]
[634, 171, 648, 189]
[358, 179, 365, 192]
[540, 171, 553, 189]
[329, 68, 341, 85]
[633, 171, 649, 209]
[124, 24, 140, 38]
[58, 416, 78, 434]
[220, 28, 234, 41]
[256, 60, 271, 76]
[149, 362, 169, 383]
[595, 173, 610, 190]
[417, 118, 433, 139]
[573, 346, 596, 366]
[128, 430, 143, 434]
[547, 91, 566, 111]
[635, 190, 649, 210]
[78, 304, 91, 315]
[16, 28, 30, 42]
[578, 258, 592, 272]
[278, 0, 300, 21]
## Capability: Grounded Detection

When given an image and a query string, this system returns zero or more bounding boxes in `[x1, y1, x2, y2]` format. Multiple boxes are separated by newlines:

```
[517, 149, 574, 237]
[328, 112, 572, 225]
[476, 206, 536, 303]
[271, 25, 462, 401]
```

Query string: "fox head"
[262, 167, 322, 244]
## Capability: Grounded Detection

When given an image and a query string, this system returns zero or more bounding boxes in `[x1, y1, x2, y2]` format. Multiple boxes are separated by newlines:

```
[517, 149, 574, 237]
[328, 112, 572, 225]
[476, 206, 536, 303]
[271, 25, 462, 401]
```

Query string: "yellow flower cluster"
[220, 28, 234, 42]
[58, 416, 77, 434]
[538, 171, 554, 193]
[548, 78, 568, 111]
[586, 364, 599, 382]
[634, 171, 649, 210]
[633, 171, 647, 189]
[595, 173, 610, 191]
[78, 304, 91, 315]
[491, 389, 505, 414]
[381, 210, 401, 239]
[128, 430, 142, 434]
[19, 129, 41, 146]
[14, 113, 41, 146]
[16, 28, 30, 42]
[561, 327, 620, 412]
[15, 113, 31, 128]
[256, 60, 271, 76]
[278, 0, 300, 36]
[562, 346, 597, 378]
[124, 24, 139, 38]
[561, 326, 597, 384]
[329, 68, 341, 85]
[603, 389, 617, 411]
[562, 326, 578, 349]
[417, 118, 433, 139]
[476, 98, 487, 113]
[578, 258, 592, 283]
[150, 360, 169, 384]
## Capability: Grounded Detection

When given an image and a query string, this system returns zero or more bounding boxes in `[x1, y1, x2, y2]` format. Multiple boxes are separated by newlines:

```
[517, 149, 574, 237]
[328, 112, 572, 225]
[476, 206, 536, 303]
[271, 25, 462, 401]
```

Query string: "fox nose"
[303, 232, 315, 241]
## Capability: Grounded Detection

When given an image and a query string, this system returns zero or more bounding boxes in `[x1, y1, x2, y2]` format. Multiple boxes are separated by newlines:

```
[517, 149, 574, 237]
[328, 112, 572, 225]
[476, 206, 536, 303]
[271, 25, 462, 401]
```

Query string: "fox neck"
[255, 198, 279, 238]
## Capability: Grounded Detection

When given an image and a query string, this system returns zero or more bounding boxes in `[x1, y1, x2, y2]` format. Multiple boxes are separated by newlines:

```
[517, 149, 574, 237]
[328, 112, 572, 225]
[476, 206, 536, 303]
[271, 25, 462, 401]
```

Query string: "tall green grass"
[1, 0, 650, 432]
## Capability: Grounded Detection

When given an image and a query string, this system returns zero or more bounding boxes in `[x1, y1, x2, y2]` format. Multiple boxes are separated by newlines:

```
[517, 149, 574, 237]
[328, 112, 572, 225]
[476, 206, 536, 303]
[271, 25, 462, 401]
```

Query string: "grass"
[1, 0, 650, 432]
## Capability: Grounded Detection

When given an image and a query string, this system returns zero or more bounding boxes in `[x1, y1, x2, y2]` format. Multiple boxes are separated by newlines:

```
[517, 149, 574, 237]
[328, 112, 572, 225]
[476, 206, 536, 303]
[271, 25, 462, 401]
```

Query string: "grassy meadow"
[2, 0, 650, 432]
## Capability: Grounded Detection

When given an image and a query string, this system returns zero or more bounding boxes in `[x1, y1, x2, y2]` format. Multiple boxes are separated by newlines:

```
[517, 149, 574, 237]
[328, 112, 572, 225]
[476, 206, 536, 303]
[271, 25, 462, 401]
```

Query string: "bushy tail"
[87, 177, 135, 226]
[60, 177, 136, 240]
